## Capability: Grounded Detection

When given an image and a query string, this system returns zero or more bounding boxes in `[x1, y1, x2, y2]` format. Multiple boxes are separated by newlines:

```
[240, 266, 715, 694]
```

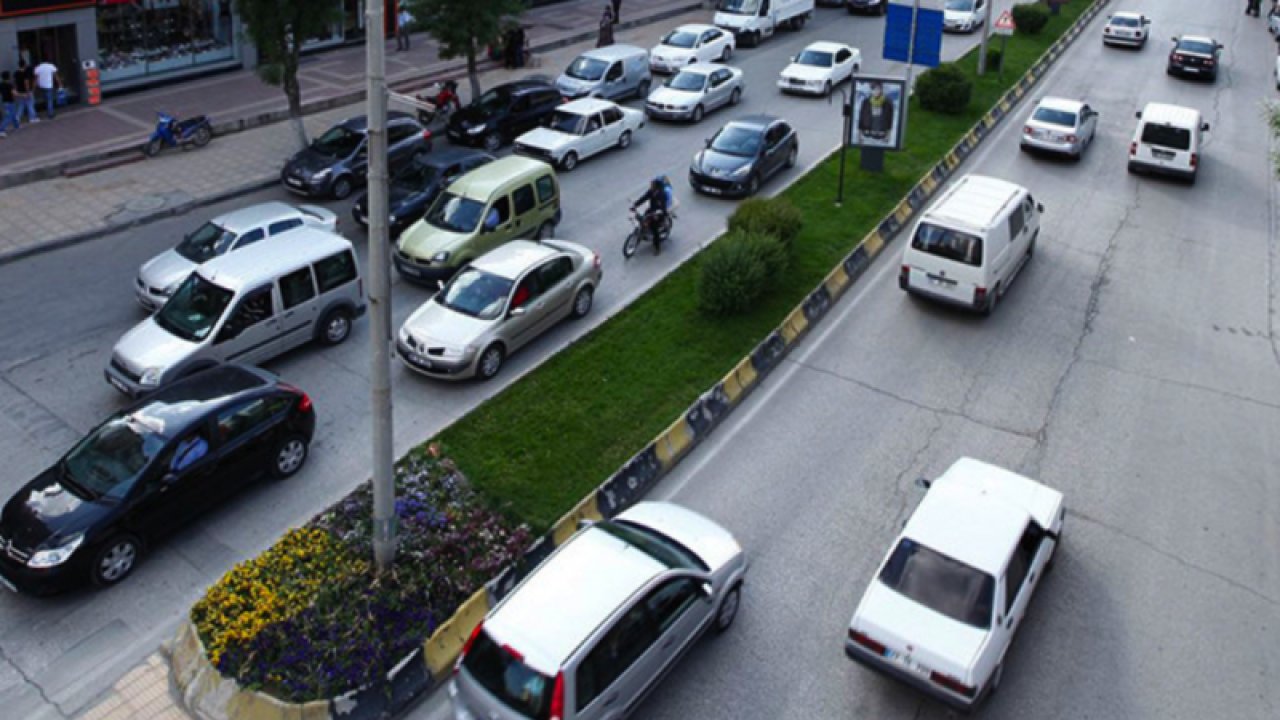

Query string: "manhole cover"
[123, 195, 167, 212]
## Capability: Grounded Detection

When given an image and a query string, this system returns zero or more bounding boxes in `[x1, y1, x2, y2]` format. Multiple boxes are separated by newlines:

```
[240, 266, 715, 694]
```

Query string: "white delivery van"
[899, 175, 1043, 315]
[714, 0, 814, 47]
[1127, 102, 1209, 184]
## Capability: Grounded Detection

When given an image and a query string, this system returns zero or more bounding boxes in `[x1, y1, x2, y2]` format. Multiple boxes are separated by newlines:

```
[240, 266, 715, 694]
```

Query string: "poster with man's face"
[849, 76, 905, 150]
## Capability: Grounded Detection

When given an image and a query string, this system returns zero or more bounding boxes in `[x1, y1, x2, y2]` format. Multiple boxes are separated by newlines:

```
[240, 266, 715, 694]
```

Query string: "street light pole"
[366, 0, 397, 573]
[977, 0, 992, 74]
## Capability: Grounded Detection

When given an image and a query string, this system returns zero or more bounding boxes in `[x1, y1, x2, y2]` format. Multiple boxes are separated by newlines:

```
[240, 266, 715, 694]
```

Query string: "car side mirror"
[789, 55, 796, 62]
[914, 476, 933, 490]
[699, 581, 715, 599]
[705, 138, 712, 148]
[509, 306, 527, 317]
[1134, 110, 1142, 119]
[1201, 122, 1210, 131]
[1170, 36, 1178, 42]
[1037, 202, 1045, 213]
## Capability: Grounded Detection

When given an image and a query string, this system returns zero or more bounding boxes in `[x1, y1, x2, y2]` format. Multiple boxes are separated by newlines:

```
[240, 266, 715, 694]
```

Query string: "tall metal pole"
[902, 0, 920, 140]
[367, 0, 397, 573]
[977, 0, 992, 74]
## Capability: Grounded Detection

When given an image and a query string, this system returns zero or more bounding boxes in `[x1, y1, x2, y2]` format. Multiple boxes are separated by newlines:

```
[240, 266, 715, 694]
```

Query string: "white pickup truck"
[714, 0, 815, 48]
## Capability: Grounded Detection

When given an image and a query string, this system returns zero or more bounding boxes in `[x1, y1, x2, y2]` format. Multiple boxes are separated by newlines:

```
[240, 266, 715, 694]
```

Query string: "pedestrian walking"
[503, 25, 519, 69]
[32, 58, 58, 120]
[612, 0, 622, 24]
[15, 61, 36, 124]
[1247, 0, 1261, 16]
[597, 5, 615, 48]
[516, 25, 528, 68]
[396, 7, 413, 51]
[0, 72, 19, 137]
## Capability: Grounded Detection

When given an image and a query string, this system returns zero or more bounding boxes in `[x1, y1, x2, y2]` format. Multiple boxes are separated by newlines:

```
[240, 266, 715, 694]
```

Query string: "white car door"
[835, 48, 856, 83]
[598, 108, 625, 152]
[700, 29, 721, 63]
[707, 69, 730, 109]
[582, 112, 610, 158]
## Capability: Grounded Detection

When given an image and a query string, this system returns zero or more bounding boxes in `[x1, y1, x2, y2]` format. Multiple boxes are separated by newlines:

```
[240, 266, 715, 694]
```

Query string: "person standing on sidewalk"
[32, 58, 58, 120]
[612, 0, 622, 24]
[396, 7, 413, 51]
[597, 5, 615, 47]
[0, 72, 19, 138]
[15, 61, 36, 124]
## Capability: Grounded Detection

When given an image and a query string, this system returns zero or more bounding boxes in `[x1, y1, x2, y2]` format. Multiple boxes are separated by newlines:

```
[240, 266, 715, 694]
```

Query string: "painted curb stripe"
[551, 493, 603, 546]
[424, 588, 490, 678]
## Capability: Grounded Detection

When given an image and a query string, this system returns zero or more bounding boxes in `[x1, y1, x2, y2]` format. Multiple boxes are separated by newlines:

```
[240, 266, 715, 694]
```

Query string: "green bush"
[1013, 3, 1050, 35]
[916, 63, 972, 115]
[698, 231, 788, 316]
[727, 196, 805, 248]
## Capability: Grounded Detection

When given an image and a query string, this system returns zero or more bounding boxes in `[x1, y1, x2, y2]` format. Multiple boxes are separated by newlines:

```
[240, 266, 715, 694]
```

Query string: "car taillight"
[461, 622, 482, 657]
[501, 644, 524, 661]
[930, 670, 977, 698]
[899, 264, 910, 284]
[278, 383, 312, 412]
[423, 129, 433, 141]
[1129, 141, 1137, 156]
[1022, 125, 1033, 135]
[974, 286, 988, 306]
[593, 252, 601, 269]
[1190, 152, 1198, 169]
[1065, 134, 1077, 143]
[849, 629, 886, 655]
[549, 671, 565, 720]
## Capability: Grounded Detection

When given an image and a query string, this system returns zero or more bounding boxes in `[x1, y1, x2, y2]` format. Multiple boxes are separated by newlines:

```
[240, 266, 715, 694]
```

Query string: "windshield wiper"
[57, 462, 100, 501]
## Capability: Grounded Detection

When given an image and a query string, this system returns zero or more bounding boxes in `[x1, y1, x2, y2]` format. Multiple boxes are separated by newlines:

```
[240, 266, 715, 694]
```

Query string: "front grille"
[515, 144, 553, 161]
[111, 357, 141, 383]
[789, 78, 808, 87]
[397, 250, 430, 268]
[0, 533, 30, 563]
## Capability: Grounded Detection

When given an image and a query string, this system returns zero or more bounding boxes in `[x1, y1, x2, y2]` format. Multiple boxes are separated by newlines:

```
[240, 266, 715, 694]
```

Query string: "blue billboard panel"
[883, 2, 944, 68]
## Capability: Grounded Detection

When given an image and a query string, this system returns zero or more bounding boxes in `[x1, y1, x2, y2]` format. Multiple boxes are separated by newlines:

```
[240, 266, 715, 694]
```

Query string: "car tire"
[691, 104, 704, 123]
[535, 220, 556, 241]
[270, 434, 309, 479]
[785, 145, 798, 169]
[91, 534, 142, 588]
[572, 286, 594, 319]
[617, 130, 632, 150]
[721, 45, 733, 62]
[989, 662, 1005, 696]
[1027, 230, 1038, 259]
[823, 80, 832, 97]
[331, 176, 354, 201]
[477, 343, 505, 381]
[561, 151, 579, 171]
[981, 283, 1001, 316]
[318, 307, 353, 346]
[747, 173, 760, 196]
[636, 79, 651, 100]
[729, 87, 742, 106]
[483, 133, 503, 153]
[714, 583, 742, 634]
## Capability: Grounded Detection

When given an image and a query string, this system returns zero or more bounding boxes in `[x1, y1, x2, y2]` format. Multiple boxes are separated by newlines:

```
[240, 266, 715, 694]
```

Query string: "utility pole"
[901, 0, 920, 137]
[367, 0, 397, 573]
[977, 0, 992, 74]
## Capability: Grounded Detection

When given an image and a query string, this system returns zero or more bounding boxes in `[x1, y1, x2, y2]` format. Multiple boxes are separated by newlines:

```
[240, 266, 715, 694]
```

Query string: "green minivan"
[394, 156, 561, 285]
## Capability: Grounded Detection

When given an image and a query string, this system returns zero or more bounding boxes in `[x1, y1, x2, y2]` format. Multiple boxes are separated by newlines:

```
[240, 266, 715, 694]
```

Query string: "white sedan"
[645, 63, 744, 123]
[1020, 96, 1098, 159]
[845, 458, 1065, 712]
[778, 41, 861, 96]
[1102, 11, 1150, 47]
[650, 24, 735, 74]
[514, 98, 645, 171]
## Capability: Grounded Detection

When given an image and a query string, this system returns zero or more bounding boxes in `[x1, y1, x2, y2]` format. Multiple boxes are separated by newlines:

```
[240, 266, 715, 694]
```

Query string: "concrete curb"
[168, 3, 1108, 718]
[0, 2, 703, 193]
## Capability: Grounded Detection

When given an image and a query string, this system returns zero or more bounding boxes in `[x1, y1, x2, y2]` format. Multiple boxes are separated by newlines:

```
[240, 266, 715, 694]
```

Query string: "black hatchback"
[281, 111, 432, 200]
[689, 114, 799, 198]
[446, 80, 564, 153]
[352, 147, 495, 238]
[0, 365, 315, 595]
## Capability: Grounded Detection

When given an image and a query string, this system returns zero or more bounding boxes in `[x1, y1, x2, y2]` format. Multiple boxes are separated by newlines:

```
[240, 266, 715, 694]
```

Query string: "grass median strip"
[435, 2, 1092, 531]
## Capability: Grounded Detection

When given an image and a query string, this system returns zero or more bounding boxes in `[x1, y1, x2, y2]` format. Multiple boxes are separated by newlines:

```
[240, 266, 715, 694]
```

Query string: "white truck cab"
[714, 0, 815, 47]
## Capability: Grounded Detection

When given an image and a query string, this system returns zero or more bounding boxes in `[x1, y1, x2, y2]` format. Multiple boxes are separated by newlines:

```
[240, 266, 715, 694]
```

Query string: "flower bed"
[191, 449, 533, 702]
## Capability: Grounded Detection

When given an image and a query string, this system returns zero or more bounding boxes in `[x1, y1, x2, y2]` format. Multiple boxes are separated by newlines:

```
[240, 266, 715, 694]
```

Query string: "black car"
[0, 365, 315, 595]
[281, 112, 432, 200]
[1166, 35, 1222, 81]
[689, 115, 799, 198]
[352, 147, 496, 238]
[846, 0, 888, 15]
[446, 80, 564, 153]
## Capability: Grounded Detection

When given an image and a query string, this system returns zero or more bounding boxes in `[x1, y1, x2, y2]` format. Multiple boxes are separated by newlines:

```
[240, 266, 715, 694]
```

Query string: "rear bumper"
[1020, 135, 1083, 156]
[1128, 158, 1196, 181]
[1102, 33, 1145, 46]
[902, 279, 984, 312]
[1167, 62, 1216, 78]
[844, 640, 982, 713]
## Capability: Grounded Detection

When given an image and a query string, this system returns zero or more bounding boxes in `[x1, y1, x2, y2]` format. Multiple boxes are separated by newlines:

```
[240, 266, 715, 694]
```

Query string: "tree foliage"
[407, 0, 526, 100]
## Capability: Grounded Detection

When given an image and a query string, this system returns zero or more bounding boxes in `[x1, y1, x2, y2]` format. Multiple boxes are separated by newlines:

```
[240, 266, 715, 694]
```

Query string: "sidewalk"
[0, 0, 703, 192]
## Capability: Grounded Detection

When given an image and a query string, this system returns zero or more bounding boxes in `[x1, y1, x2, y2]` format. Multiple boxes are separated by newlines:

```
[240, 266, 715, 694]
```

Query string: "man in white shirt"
[32, 59, 57, 120]
[396, 8, 413, 51]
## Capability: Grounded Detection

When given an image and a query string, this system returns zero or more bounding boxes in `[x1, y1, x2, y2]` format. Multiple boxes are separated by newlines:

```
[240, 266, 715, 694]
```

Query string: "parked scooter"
[415, 80, 461, 125]
[143, 112, 212, 157]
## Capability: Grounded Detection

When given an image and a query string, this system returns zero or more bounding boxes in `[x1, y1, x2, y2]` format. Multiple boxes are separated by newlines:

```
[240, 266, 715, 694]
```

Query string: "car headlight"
[139, 367, 164, 387]
[432, 251, 451, 263]
[311, 168, 332, 180]
[27, 533, 84, 569]
[729, 164, 752, 178]
[466, 125, 486, 135]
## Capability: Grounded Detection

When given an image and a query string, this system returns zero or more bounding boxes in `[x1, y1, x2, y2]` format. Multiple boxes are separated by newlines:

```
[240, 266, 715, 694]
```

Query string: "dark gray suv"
[281, 112, 431, 200]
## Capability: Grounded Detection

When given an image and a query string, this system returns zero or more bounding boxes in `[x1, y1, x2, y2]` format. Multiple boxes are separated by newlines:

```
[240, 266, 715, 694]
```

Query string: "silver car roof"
[471, 239, 562, 280]
[576, 44, 648, 62]
[196, 227, 354, 293]
[207, 202, 303, 235]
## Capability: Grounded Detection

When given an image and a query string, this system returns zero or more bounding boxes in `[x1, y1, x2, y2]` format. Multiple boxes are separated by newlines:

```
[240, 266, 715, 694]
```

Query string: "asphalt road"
[0, 6, 1012, 719]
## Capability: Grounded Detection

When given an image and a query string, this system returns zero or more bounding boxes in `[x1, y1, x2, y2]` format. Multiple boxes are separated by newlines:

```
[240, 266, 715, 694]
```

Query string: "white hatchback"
[513, 98, 645, 171]
[777, 41, 861, 96]
[845, 458, 1065, 712]
[650, 24, 735, 73]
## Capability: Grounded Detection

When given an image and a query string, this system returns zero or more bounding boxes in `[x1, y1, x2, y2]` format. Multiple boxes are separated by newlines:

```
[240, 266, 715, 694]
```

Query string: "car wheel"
[720, 45, 733, 62]
[1027, 230, 1038, 259]
[747, 173, 760, 196]
[823, 80, 832, 97]
[331, 175, 354, 201]
[91, 535, 141, 587]
[318, 307, 353, 346]
[691, 104, 704, 123]
[483, 133, 503, 153]
[561, 151, 579, 171]
[270, 434, 309, 479]
[714, 583, 742, 633]
[981, 283, 1001, 316]
[617, 130, 632, 150]
[729, 87, 742, 106]
[636, 79, 651, 100]
[785, 145, 798, 169]
[477, 343, 505, 381]
[989, 662, 1005, 695]
[572, 286, 594, 319]
[535, 220, 556, 241]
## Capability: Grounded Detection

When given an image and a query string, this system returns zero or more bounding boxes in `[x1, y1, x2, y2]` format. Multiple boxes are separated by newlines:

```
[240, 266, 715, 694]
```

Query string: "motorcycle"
[143, 112, 212, 157]
[623, 207, 675, 259]
[415, 80, 461, 125]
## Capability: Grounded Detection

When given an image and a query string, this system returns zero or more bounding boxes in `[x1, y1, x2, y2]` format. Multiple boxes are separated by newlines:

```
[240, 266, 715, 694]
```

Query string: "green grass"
[431, 2, 1092, 531]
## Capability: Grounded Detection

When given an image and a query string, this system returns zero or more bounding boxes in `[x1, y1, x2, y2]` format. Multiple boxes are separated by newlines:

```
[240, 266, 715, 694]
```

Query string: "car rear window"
[462, 629, 553, 720]
[1110, 16, 1140, 27]
[878, 538, 994, 630]
[315, 250, 358, 293]
[1031, 107, 1077, 127]
[911, 222, 983, 267]
[1177, 39, 1215, 55]
[1140, 123, 1191, 151]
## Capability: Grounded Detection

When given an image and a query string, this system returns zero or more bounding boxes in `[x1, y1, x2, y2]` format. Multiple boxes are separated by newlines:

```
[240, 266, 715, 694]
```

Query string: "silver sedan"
[645, 63, 744, 123]
[397, 239, 602, 380]
[1019, 97, 1098, 160]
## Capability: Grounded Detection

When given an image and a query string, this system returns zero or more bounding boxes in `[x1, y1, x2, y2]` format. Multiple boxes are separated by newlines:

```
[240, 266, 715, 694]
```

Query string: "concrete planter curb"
[168, 2, 1107, 718]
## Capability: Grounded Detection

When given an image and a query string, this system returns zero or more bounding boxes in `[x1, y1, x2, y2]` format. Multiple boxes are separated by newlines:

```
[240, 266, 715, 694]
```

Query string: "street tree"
[1269, 102, 1280, 179]
[235, 0, 342, 150]
[407, 0, 526, 101]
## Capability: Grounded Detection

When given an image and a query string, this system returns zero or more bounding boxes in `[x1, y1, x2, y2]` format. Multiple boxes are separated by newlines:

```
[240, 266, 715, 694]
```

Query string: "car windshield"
[596, 519, 709, 571]
[796, 50, 834, 68]
[911, 222, 983, 267]
[472, 88, 511, 117]
[154, 272, 235, 342]
[1110, 16, 1141, 27]
[462, 629, 553, 720]
[1141, 123, 1192, 151]
[667, 71, 707, 91]
[946, 0, 975, 10]
[435, 267, 514, 320]
[1031, 107, 1078, 127]
[662, 31, 698, 49]
[175, 221, 237, 263]
[425, 192, 485, 233]
[1177, 39, 1216, 54]
[62, 413, 168, 500]
[566, 56, 608, 81]
[311, 125, 363, 157]
[393, 160, 442, 190]
[548, 109, 587, 134]
[717, 0, 759, 14]
[710, 126, 762, 157]
[878, 537, 995, 630]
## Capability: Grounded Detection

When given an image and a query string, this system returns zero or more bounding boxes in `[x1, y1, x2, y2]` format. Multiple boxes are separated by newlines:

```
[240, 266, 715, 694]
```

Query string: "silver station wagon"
[450, 502, 748, 720]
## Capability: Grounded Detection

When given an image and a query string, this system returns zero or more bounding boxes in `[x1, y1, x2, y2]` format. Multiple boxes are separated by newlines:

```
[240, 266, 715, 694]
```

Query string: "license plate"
[1152, 149, 1175, 160]
[410, 353, 431, 368]
[883, 649, 926, 675]
[286, 177, 304, 188]
[108, 375, 130, 394]
[703, 185, 721, 195]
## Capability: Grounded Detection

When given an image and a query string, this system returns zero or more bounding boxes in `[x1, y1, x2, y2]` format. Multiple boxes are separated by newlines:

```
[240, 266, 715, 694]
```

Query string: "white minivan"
[899, 175, 1043, 315]
[1127, 102, 1209, 184]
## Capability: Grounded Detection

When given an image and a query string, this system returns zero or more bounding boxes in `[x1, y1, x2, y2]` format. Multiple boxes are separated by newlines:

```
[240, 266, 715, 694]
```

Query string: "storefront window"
[97, 0, 238, 84]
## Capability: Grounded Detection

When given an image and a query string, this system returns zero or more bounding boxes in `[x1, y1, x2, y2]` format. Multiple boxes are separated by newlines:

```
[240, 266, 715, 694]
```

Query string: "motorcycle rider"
[630, 176, 671, 254]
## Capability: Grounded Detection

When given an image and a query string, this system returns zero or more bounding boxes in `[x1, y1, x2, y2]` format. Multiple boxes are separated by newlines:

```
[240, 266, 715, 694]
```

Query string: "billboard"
[848, 75, 906, 150]
[883, 0, 944, 67]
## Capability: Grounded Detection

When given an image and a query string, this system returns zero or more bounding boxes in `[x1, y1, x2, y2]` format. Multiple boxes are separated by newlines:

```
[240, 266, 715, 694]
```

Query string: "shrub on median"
[916, 63, 972, 115]
[698, 231, 789, 317]
[1013, 3, 1051, 35]
[726, 197, 805, 248]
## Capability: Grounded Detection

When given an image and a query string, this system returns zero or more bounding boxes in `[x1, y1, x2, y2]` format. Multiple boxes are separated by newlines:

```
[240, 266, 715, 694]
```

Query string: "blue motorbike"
[143, 112, 213, 157]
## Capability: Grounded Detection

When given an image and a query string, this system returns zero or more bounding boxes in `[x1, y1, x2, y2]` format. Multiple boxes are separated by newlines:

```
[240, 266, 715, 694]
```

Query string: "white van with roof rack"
[899, 175, 1042, 315]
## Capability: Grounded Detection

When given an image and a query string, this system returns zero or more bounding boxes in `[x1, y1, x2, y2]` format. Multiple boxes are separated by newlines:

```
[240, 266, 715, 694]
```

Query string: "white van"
[107, 227, 365, 397]
[714, 0, 814, 47]
[1127, 102, 1209, 184]
[899, 175, 1043, 315]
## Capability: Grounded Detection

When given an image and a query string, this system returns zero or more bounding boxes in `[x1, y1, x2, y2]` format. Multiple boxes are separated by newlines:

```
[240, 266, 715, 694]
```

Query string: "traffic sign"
[994, 9, 1016, 35]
